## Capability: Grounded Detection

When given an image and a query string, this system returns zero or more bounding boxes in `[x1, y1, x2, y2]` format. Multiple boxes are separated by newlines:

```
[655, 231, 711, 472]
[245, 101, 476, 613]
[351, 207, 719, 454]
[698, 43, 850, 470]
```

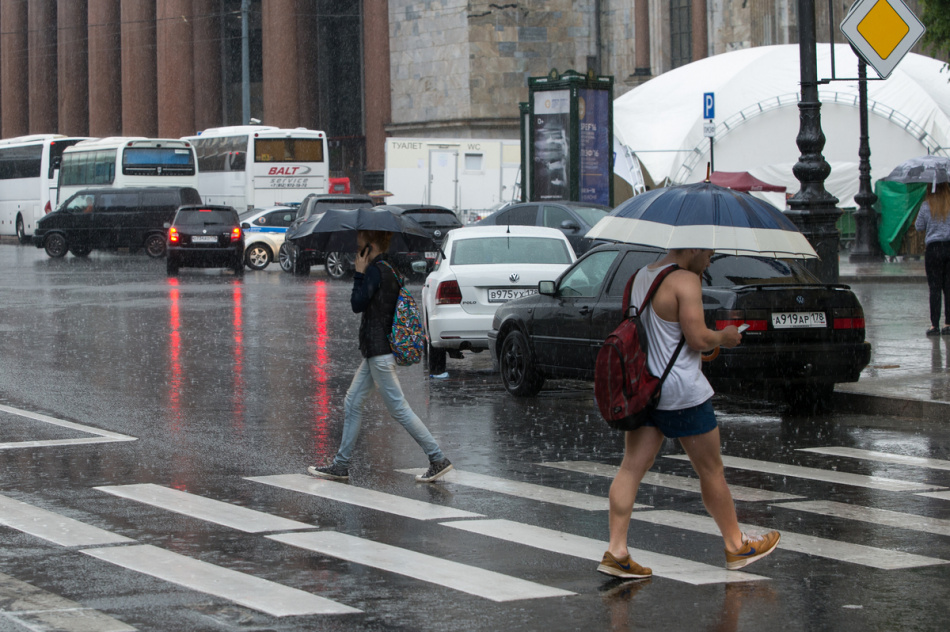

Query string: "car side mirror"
[539, 280, 556, 295]
[411, 260, 428, 275]
[241, 222, 250, 228]
[560, 220, 580, 232]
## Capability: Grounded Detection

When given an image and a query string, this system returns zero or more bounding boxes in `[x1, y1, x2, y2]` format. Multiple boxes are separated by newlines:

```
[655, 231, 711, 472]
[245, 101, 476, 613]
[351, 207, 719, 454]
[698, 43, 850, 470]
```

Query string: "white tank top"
[629, 263, 714, 410]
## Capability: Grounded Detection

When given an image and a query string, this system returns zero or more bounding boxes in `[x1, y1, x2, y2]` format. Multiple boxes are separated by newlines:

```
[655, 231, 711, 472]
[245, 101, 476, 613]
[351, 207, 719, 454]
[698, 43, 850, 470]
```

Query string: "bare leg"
[678, 427, 743, 552]
[607, 426, 664, 559]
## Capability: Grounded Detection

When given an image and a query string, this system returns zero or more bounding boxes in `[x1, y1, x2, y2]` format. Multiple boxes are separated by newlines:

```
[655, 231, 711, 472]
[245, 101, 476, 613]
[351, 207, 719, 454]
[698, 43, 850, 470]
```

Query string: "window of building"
[670, 0, 692, 69]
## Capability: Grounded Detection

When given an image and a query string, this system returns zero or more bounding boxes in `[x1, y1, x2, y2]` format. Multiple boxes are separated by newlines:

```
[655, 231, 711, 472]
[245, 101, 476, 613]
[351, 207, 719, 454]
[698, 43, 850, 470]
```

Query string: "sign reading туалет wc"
[840, 0, 925, 79]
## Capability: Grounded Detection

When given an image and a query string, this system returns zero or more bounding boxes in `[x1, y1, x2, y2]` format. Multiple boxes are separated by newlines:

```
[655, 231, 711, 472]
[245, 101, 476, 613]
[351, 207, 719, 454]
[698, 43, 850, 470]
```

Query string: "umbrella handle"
[701, 347, 720, 362]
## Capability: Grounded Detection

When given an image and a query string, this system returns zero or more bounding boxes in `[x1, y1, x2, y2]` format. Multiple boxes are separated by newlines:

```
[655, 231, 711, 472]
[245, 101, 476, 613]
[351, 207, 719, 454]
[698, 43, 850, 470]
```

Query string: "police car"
[238, 206, 297, 270]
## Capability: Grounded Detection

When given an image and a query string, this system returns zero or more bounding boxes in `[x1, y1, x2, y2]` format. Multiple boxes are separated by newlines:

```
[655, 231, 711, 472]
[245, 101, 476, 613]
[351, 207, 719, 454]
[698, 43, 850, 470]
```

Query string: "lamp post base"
[785, 207, 843, 283]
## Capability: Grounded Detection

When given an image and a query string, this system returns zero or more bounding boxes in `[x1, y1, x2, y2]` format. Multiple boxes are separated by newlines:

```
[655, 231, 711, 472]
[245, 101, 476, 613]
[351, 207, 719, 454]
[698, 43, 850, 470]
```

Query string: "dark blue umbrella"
[585, 182, 817, 258]
[286, 207, 435, 254]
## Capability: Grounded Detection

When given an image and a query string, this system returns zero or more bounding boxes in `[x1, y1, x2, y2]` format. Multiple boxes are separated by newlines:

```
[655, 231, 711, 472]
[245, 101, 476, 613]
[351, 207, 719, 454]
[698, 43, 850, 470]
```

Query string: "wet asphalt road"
[1, 242, 949, 632]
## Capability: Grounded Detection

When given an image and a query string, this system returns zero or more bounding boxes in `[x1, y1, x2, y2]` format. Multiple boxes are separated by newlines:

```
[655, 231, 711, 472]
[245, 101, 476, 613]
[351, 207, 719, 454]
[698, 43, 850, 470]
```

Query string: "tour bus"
[183, 125, 329, 211]
[57, 137, 198, 204]
[0, 134, 90, 243]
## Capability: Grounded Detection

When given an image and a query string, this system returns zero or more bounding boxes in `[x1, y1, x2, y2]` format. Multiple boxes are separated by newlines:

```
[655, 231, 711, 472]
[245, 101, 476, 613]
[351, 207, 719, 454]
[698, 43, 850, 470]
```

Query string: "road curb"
[832, 390, 950, 421]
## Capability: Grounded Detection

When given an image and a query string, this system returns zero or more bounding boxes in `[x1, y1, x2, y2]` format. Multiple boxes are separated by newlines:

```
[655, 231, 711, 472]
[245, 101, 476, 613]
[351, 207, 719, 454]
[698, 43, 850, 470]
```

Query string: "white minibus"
[0, 134, 89, 242]
[57, 137, 198, 204]
[184, 125, 329, 211]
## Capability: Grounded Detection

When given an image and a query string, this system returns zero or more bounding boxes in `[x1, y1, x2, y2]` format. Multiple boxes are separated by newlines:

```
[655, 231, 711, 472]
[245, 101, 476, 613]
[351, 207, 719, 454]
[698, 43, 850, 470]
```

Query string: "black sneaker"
[415, 458, 453, 482]
[307, 463, 349, 481]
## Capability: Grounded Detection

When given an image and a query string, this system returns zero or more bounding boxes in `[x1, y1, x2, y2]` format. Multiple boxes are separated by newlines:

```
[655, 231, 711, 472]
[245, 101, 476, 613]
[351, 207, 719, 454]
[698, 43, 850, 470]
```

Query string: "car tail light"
[832, 307, 865, 329]
[714, 309, 768, 332]
[436, 280, 462, 305]
[168, 227, 179, 243]
[231, 227, 241, 242]
[44, 200, 51, 214]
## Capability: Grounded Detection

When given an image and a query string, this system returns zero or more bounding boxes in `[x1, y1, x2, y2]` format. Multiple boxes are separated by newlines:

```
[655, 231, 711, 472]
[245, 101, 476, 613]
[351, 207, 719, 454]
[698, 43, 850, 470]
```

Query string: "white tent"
[613, 44, 950, 208]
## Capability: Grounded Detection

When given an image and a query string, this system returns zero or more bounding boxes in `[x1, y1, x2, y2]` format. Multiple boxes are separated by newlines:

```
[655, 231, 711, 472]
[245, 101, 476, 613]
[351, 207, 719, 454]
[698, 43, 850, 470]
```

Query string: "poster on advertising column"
[579, 88, 610, 206]
[532, 89, 571, 201]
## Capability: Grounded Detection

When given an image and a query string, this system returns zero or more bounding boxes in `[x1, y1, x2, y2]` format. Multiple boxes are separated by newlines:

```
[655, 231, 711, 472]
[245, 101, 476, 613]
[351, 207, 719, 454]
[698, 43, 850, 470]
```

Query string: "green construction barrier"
[874, 180, 928, 256]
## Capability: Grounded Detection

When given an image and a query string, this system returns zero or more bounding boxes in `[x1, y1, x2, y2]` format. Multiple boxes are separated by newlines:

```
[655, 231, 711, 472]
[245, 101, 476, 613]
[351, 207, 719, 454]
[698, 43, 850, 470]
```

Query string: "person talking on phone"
[307, 230, 453, 483]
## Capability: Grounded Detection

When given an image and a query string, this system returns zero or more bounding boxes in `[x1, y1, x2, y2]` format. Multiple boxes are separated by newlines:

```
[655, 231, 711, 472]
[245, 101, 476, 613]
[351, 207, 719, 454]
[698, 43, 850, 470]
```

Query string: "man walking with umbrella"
[308, 229, 453, 483]
[597, 247, 780, 579]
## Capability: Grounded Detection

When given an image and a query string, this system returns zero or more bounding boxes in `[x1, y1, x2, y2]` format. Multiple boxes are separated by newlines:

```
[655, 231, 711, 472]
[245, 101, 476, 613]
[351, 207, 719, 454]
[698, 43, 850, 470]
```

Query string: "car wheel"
[278, 243, 294, 273]
[166, 256, 179, 276]
[324, 251, 351, 280]
[499, 329, 543, 396]
[69, 245, 92, 257]
[245, 244, 271, 270]
[15, 215, 27, 244]
[44, 233, 68, 258]
[424, 334, 447, 375]
[144, 234, 166, 258]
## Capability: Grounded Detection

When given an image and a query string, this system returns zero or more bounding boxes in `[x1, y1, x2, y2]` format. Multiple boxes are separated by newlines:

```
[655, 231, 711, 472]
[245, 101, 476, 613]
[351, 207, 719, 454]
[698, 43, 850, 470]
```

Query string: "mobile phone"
[360, 245, 371, 258]
[738, 324, 750, 332]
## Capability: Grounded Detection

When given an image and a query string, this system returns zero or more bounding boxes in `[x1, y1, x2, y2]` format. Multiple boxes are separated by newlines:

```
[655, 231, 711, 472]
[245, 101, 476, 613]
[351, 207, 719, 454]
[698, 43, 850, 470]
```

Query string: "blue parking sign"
[703, 92, 715, 120]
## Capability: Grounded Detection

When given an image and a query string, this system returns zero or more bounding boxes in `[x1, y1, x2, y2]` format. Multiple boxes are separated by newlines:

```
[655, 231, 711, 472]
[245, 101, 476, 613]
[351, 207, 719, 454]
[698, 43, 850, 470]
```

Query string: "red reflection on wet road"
[311, 281, 330, 451]
[232, 281, 245, 432]
[168, 278, 181, 431]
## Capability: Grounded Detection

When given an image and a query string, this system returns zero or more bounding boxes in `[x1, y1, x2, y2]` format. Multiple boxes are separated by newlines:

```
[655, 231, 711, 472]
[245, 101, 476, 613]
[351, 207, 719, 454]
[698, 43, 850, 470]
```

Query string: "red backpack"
[594, 265, 685, 431]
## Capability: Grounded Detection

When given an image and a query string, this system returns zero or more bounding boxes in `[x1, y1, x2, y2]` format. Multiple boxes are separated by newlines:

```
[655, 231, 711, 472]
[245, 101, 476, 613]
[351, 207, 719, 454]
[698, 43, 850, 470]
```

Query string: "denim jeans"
[333, 354, 445, 467]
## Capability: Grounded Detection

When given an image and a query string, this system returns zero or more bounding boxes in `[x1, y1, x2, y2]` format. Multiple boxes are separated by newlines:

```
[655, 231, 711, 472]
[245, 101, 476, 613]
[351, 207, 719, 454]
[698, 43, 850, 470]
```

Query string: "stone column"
[261, 0, 299, 128]
[691, 0, 707, 62]
[1, 1, 29, 137]
[58, 0, 89, 135]
[297, 3, 320, 129]
[192, 0, 222, 131]
[88, 0, 122, 137]
[121, 0, 158, 137]
[363, 0, 391, 173]
[156, 0, 194, 138]
[628, 0, 651, 84]
[29, 0, 58, 133]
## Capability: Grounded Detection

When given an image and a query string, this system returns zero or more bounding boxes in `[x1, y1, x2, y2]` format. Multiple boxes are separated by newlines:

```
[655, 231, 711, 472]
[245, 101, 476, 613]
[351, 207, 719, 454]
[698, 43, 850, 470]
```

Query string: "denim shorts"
[642, 399, 718, 438]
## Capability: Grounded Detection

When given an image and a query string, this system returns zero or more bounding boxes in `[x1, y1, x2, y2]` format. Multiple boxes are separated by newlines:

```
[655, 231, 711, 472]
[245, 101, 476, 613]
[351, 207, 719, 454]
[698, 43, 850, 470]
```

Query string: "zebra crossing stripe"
[268, 530, 574, 602]
[917, 490, 950, 501]
[246, 474, 482, 521]
[798, 446, 950, 472]
[0, 571, 136, 632]
[538, 461, 803, 502]
[396, 468, 652, 510]
[665, 454, 945, 492]
[0, 493, 133, 547]
[0, 402, 136, 450]
[777, 500, 950, 537]
[95, 484, 313, 533]
[440, 519, 766, 585]
[631, 510, 947, 570]
[82, 544, 360, 617]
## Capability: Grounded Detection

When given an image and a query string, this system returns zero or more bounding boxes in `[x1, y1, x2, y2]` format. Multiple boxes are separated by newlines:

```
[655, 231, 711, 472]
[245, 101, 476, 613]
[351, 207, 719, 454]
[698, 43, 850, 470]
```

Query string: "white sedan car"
[420, 225, 576, 374]
[238, 206, 297, 270]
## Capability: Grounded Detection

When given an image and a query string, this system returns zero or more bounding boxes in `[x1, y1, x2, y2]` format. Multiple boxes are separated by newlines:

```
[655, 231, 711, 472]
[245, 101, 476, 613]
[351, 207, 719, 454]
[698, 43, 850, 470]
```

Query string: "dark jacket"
[351, 256, 400, 358]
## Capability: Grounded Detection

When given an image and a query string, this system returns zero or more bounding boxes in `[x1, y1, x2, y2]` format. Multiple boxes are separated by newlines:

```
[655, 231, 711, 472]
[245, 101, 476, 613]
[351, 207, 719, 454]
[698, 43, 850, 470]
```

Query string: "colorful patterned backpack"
[380, 261, 425, 366]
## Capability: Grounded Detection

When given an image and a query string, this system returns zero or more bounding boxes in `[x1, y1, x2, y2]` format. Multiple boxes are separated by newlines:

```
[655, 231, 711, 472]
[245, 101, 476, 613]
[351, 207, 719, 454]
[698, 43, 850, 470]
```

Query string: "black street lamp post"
[785, 0, 842, 283]
[849, 58, 884, 262]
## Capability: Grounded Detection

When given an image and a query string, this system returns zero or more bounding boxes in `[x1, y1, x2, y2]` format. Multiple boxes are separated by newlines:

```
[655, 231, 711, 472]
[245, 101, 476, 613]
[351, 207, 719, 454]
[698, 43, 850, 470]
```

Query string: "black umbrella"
[286, 207, 436, 254]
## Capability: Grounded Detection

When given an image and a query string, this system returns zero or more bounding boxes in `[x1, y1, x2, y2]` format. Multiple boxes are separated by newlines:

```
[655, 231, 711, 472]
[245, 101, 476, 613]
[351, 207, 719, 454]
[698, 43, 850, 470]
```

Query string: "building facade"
[0, 0, 934, 187]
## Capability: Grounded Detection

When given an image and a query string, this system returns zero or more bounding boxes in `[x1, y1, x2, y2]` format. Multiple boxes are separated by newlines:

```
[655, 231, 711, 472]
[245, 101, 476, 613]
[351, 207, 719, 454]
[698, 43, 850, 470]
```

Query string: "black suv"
[381, 205, 462, 274]
[475, 201, 611, 256]
[33, 186, 202, 258]
[165, 205, 245, 276]
[280, 193, 374, 276]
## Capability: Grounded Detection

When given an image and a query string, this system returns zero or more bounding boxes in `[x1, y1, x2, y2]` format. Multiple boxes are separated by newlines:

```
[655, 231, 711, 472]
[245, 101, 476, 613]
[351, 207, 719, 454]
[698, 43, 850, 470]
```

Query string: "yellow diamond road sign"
[840, 0, 925, 79]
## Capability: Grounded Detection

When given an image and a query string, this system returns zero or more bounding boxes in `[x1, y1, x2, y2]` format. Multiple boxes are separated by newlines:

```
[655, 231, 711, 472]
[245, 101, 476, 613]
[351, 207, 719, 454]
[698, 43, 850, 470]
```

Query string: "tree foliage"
[921, 0, 950, 61]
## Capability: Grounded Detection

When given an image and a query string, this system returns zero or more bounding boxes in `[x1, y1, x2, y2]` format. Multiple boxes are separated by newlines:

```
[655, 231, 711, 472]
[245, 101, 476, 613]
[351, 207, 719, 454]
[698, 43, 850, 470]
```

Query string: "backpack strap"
[625, 264, 686, 390]
[377, 260, 404, 288]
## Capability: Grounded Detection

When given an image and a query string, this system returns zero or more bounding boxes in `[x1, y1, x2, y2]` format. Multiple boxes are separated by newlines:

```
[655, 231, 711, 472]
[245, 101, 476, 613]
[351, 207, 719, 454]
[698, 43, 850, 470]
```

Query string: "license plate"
[771, 311, 827, 328]
[425, 251, 438, 259]
[191, 236, 218, 243]
[488, 288, 538, 303]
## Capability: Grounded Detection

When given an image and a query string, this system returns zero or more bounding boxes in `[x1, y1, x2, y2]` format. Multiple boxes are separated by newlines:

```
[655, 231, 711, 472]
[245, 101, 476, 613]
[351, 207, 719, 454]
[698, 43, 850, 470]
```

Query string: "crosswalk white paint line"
[0, 402, 136, 450]
[0, 571, 136, 632]
[917, 490, 950, 501]
[798, 446, 950, 472]
[247, 474, 482, 521]
[268, 530, 574, 602]
[95, 484, 313, 533]
[539, 461, 803, 502]
[631, 510, 947, 570]
[665, 454, 946, 493]
[0, 493, 133, 547]
[396, 468, 652, 511]
[441, 519, 767, 585]
[778, 500, 950, 537]
[82, 544, 360, 617]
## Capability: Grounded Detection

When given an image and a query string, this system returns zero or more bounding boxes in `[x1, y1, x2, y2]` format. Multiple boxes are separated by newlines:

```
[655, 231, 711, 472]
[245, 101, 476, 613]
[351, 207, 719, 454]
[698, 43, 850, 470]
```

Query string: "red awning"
[710, 171, 787, 192]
